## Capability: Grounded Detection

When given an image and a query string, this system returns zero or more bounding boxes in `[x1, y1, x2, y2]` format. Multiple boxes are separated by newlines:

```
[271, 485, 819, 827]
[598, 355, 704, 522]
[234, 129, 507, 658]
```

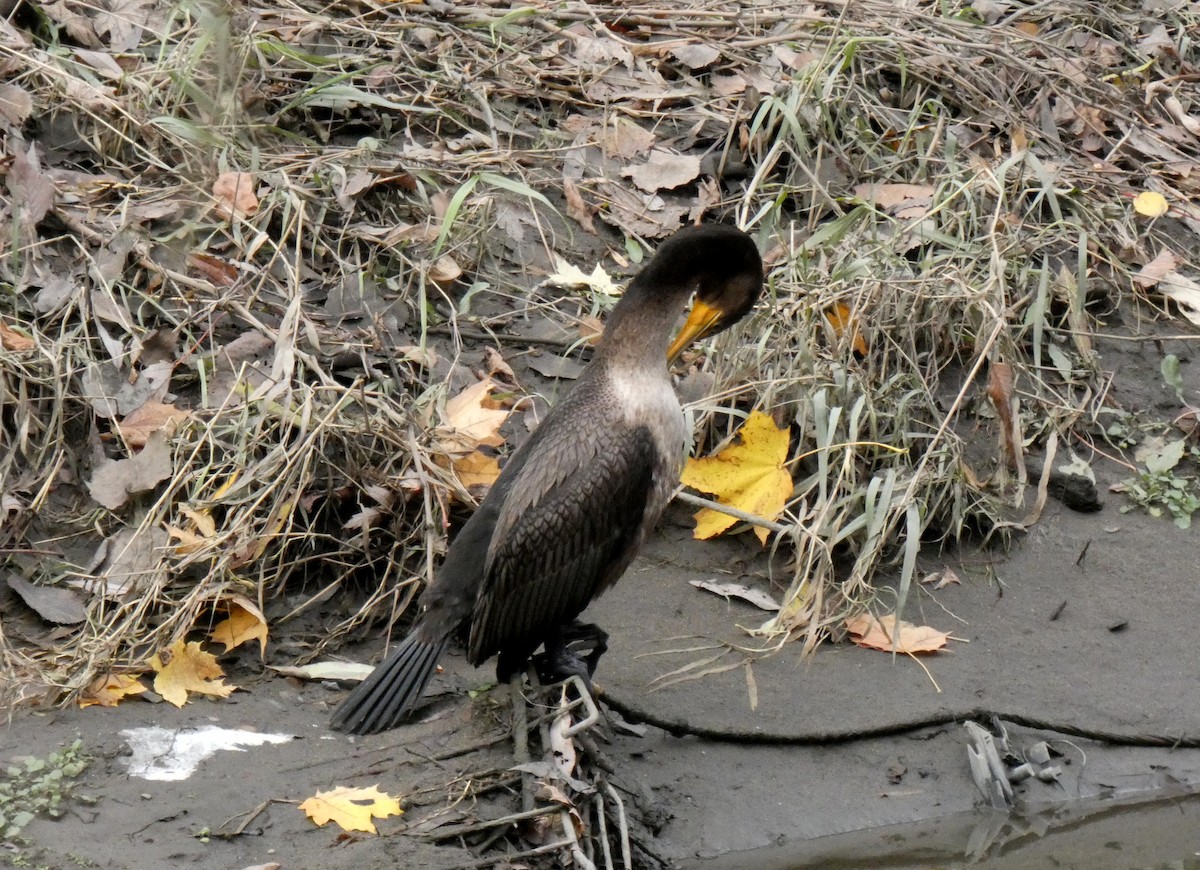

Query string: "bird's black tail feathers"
[330, 632, 448, 734]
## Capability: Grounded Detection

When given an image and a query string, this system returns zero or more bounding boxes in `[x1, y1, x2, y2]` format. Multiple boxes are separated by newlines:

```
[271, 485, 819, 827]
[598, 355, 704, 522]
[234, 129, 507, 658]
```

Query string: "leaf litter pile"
[1, 0, 1198, 733]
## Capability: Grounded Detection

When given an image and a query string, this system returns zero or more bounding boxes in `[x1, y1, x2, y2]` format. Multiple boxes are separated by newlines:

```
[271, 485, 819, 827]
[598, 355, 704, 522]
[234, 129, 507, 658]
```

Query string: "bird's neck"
[596, 279, 688, 374]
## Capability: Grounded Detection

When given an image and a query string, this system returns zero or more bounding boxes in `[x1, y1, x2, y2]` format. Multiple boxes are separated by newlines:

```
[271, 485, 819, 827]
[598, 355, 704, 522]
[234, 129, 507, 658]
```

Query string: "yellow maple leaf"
[209, 595, 268, 656]
[452, 449, 502, 490]
[150, 639, 238, 707]
[823, 303, 868, 356]
[79, 673, 147, 708]
[166, 524, 208, 555]
[300, 785, 403, 834]
[680, 411, 793, 545]
[845, 613, 949, 654]
[435, 379, 511, 454]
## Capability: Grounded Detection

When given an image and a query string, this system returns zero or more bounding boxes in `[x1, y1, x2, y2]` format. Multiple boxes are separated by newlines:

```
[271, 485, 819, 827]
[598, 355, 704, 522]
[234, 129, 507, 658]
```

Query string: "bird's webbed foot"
[532, 621, 609, 693]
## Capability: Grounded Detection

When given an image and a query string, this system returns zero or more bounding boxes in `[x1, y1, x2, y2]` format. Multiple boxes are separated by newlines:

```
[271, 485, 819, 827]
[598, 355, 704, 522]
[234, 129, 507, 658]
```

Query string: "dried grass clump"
[1, 0, 1197, 698]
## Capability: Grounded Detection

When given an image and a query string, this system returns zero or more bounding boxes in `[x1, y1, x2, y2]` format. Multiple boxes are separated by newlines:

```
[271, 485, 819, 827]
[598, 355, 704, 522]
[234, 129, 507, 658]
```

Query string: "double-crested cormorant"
[332, 224, 764, 735]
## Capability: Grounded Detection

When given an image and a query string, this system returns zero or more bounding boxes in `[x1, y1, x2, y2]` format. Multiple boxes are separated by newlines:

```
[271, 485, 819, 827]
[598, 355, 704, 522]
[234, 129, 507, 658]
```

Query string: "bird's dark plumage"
[332, 224, 764, 734]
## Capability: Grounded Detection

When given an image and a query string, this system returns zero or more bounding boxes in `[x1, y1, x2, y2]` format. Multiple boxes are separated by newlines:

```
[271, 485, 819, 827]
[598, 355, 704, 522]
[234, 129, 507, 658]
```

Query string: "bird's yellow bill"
[667, 299, 723, 362]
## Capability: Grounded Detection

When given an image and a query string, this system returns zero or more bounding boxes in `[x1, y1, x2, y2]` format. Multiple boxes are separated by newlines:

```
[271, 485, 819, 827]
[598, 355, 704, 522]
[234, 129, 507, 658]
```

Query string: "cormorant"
[332, 224, 764, 734]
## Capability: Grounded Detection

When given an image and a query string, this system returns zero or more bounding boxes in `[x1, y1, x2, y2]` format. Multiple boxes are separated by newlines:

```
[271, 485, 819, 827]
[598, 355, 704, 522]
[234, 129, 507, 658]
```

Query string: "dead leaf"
[596, 118, 656, 159]
[545, 256, 621, 297]
[823, 303, 868, 355]
[435, 379, 511, 454]
[562, 176, 596, 234]
[670, 43, 720, 70]
[150, 638, 237, 707]
[300, 785, 402, 834]
[853, 183, 935, 213]
[117, 401, 189, 448]
[0, 321, 35, 351]
[92, 0, 156, 51]
[1164, 96, 1200, 137]
[481, 346, 517, 385]
[1157, 272, 1200, 326]
[690, 579, 780, 612]
[428, 255, 462, 286]
[920, 568, 962, 590]
[7, 141, 55, 229]
[578, 315, 604, 346]
[622, 150, 702, 193]
[166, 524, 207, 555]
[527, 353, 584, 380]
[212, 172, 258, 219]
[0, 83, 33, 125]
[595, 181, 690, 239]
[188, 252, 240, 287]
[5, 574, 87, 624]
[1133, 249, 1179, 288]
[845, 613, 949, 654]
[79, 673, 146, 708]
[209, 594, 268, 656]
[681, 411, 793, 545]
[452, 450, 502, 491]
[1133, 190, 1169, 217]
[88, 431, 174, 510]
[70, 525, 169, 599]
[987, 361, 1023, 475]
[268, 661, 375, 681]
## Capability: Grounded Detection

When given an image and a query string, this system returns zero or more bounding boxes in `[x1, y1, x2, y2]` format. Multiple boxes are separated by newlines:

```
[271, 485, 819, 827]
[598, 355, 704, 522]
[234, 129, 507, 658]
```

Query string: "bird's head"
[662, 225, 764, 362]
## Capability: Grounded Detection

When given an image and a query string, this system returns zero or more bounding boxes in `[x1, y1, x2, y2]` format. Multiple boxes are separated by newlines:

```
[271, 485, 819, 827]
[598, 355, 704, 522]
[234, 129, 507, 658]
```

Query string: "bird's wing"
[466, 422, 658, 666]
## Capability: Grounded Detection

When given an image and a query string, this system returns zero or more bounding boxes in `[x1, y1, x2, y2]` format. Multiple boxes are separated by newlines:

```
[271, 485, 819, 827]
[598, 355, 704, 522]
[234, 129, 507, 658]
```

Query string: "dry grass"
[1, 0, 1198, 706]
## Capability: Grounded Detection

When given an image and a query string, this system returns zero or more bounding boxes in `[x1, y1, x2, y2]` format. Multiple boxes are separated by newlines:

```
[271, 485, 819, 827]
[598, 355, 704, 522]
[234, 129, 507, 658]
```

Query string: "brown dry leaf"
[1158, 272, 1200, 326]
[481, 346, 517, 384]
[681, 411, 792, 545]
[40, 0, 100, 46]
[853, 183, 935, 215]
[596, 118, 656, 159]
[188, 252, 240, 287]
[1133, 249, 1179, 288]
[1163, 96, 1200, 137]
[150, 638, 238, 707]
[166, 524, 207, 555]
[920, 568, 962, 590]
[300, 785, 402, 834]
[596, 181, 690, 239]
[117, 401, 190, 448]
[0, 321, 35, 351]
[92, 0, 156, 51]
[987, 361, 1020, 471]
[209, 594, 268, 656]
[562, 175, 596, 234]
[6, 574, 86, 624]
[88, 431, 174, 510]
[428, 255, 462, 286]
[578, 315, 604, 346]
[79, 673, 146, 708]
[690, 578, 780, 612]
[436, 379, 511, 454]
[670, 43, 720, 70]
[823, 303, 868, 355]
[845, 613, 949, 654]
[0, 83, 33, 125]
[622, 150, 702, 193]
[7, 141, 55, 229]
[212, 172, 259, 219]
